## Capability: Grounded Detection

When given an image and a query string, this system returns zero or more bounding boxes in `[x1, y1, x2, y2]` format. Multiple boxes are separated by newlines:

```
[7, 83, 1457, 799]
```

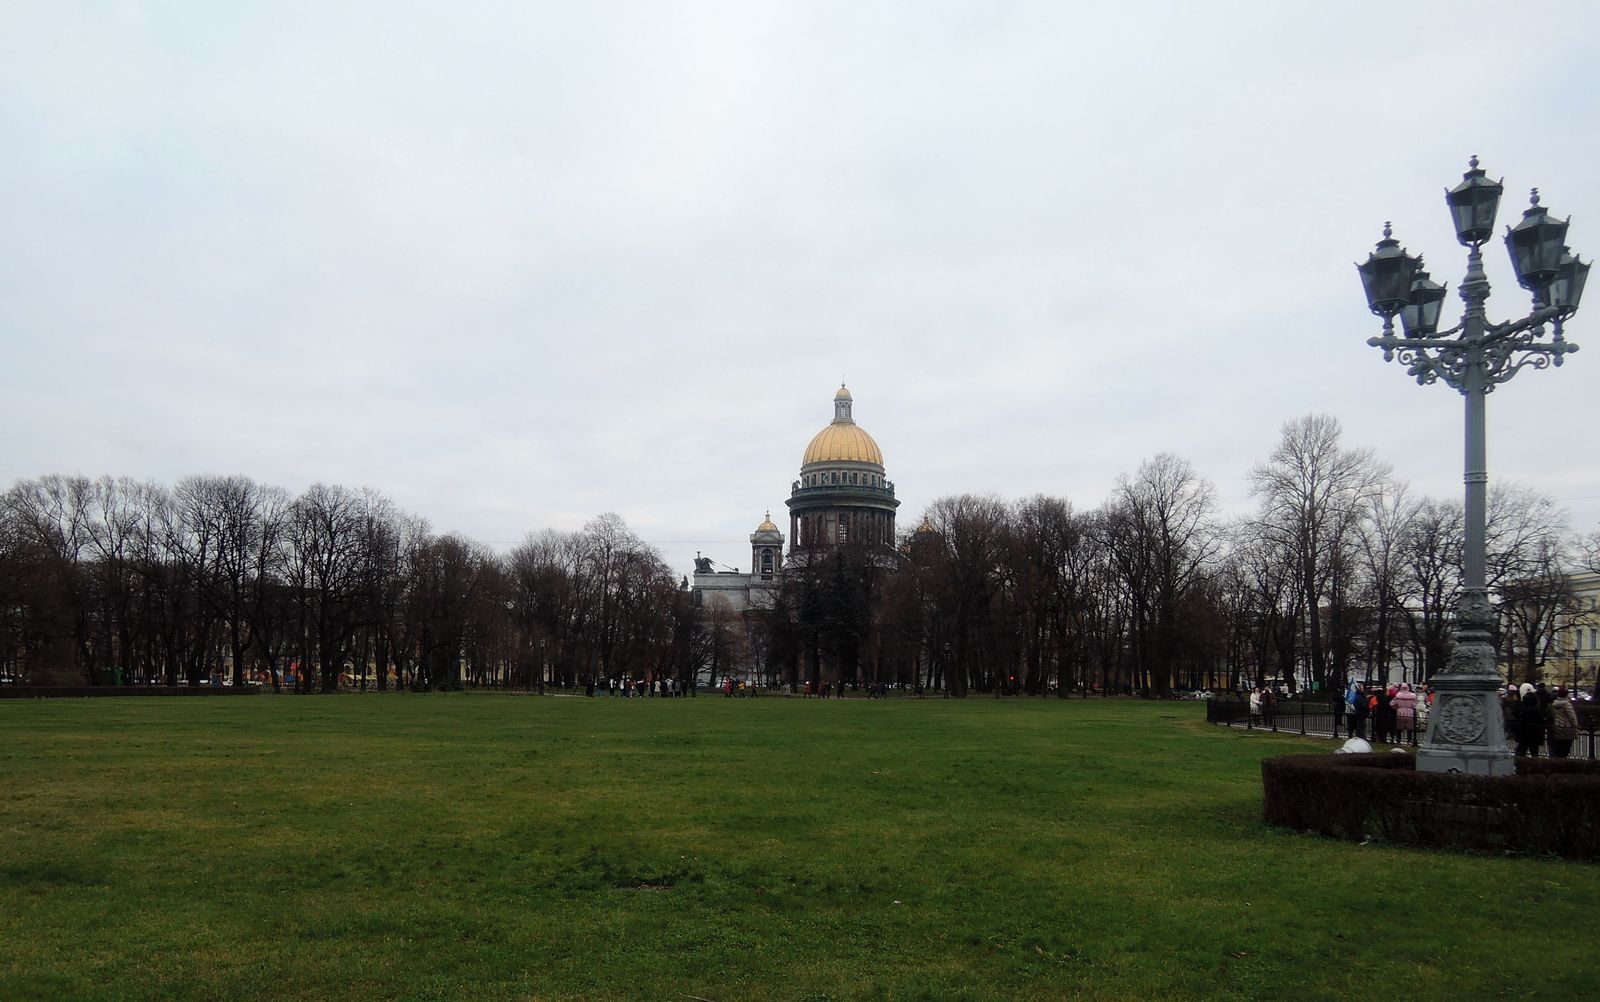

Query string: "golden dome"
[802, 384, 884, 467]
[803, 423, 883, 466]
[757, 511, 779, 532]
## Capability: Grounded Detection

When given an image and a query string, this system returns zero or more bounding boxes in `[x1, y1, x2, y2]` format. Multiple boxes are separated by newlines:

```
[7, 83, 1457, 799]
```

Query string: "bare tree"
[924, 493, 1010, 696]
[1007, 495, 1092, 695]
[3, 476, 96, 681]
[176, 475, 269, 687]
[1355, 481, 1418, 686]
[1101, 454, 1220, 696]
[243, 485, 293, 691]
[1221, 519, 1302, 692]
[1249, 415, 1390, 693]
[407, 533, 491, 690]
[285, 484, 369, 692]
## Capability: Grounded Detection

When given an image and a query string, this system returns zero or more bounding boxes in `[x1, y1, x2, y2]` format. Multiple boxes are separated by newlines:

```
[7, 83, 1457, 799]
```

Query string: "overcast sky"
[4, 2, 1598, 576]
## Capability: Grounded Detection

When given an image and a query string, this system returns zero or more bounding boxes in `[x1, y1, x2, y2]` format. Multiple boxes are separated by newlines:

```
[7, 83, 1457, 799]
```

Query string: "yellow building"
[1559, 570, 1600, 695]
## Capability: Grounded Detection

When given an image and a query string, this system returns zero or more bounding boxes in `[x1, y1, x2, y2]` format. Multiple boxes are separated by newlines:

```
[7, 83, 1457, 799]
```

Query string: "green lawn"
[2, 694, 1595, 1001]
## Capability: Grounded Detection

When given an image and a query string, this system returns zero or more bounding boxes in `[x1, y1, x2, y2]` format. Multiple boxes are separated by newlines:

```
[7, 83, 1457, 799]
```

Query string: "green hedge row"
[1261, 753, 1600, 859]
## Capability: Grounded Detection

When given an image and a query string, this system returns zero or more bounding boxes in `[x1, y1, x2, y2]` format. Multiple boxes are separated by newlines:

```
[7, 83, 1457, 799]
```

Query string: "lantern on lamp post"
[1400, 269, 1448, 338]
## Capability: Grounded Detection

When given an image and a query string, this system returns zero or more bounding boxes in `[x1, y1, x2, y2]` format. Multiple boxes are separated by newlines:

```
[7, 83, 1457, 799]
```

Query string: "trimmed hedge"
[1261, 753, 1600, 859]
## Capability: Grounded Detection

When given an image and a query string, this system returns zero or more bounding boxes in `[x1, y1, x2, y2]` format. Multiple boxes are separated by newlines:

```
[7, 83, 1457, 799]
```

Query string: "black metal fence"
[1206, 696, 1600, 759]
[0, 684, 262, 698]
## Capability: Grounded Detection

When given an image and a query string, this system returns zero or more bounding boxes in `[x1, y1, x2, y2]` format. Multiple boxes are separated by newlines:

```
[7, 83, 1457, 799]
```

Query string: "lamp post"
[1573, 621, 1582, 695]
[1359, 156, 1586, 776]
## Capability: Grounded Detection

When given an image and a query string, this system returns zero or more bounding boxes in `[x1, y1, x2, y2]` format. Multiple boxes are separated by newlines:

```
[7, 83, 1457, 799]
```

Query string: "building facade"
[1558, 570, 1600, 694]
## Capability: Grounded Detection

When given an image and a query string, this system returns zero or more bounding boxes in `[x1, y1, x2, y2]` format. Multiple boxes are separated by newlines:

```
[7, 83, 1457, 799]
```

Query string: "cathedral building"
[691, 384, 899, 611]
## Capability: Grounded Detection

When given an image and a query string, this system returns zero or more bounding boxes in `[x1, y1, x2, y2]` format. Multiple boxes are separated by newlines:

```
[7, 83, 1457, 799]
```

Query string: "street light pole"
[1360, 157, 1586, 776]
[1574, 621, 1582, 695]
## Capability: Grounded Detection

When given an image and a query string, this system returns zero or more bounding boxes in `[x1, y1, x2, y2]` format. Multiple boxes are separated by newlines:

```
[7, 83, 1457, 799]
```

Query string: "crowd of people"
[1336, 681, 1429, 744]
[1503, 682, 1582, 758]
[589, 676, 691, 698]
[1325, 678, 1583, 758]
[580, 676, 920, 699]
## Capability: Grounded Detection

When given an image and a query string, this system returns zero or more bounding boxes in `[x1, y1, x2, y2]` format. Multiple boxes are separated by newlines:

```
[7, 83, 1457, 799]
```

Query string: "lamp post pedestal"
[1418, 588, 1514, 775]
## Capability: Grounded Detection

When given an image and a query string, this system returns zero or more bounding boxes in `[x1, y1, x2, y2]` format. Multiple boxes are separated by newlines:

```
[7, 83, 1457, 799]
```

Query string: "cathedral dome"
[802, 384, 885, 467]
[802, 424, 884, 466]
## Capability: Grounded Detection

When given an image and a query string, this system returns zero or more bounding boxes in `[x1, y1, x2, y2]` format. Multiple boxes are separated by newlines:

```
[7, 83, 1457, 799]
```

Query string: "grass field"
[3, 693, 1597, 1001]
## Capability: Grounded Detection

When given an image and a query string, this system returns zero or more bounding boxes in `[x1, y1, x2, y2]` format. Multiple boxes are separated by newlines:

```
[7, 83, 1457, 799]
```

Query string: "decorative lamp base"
[1416, 672, 1514, 776]
[1416, 744, 1515, 776]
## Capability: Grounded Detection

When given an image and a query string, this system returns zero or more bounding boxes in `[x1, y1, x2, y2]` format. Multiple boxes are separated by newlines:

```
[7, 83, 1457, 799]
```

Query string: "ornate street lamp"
[1505, 190, 1569, 295]
[1444, 155, 1502, 247]
[1550, 248, 1591, 314]
[1360, 156, 1582, 776]
[1357, 223, 1423, 331]
[1400, 269, 1448, 338]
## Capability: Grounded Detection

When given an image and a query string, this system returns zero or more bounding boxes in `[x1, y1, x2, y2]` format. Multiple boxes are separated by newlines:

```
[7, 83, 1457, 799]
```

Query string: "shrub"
[1261, 753, 1600, 859]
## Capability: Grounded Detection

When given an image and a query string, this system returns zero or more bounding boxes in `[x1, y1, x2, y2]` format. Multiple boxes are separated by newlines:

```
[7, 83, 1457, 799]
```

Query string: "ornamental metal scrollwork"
[1434, 696, 1487, 746]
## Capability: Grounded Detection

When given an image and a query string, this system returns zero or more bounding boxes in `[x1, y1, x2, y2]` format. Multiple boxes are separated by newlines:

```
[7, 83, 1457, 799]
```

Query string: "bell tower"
[750, 512, 783, 581]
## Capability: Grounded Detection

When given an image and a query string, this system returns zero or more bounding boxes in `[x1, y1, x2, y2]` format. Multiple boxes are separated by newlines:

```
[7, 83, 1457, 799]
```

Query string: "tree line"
[730, 414, 1594, 697]
[2, 414, 1593, 695]
[0, 477, 699, 692]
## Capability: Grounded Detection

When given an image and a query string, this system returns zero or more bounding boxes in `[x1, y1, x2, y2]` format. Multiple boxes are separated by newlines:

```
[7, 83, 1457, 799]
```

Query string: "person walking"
[1548, 687, 1579, 759]
[1249, 688, 1262, 726]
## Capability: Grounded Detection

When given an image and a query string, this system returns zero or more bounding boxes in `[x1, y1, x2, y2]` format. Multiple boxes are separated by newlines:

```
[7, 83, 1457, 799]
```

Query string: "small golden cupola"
[750, 511, 784, 580]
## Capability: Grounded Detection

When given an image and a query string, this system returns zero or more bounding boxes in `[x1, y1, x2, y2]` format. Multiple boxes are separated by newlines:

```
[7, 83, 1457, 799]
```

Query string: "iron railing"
[1208, 697, 1600, 758]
